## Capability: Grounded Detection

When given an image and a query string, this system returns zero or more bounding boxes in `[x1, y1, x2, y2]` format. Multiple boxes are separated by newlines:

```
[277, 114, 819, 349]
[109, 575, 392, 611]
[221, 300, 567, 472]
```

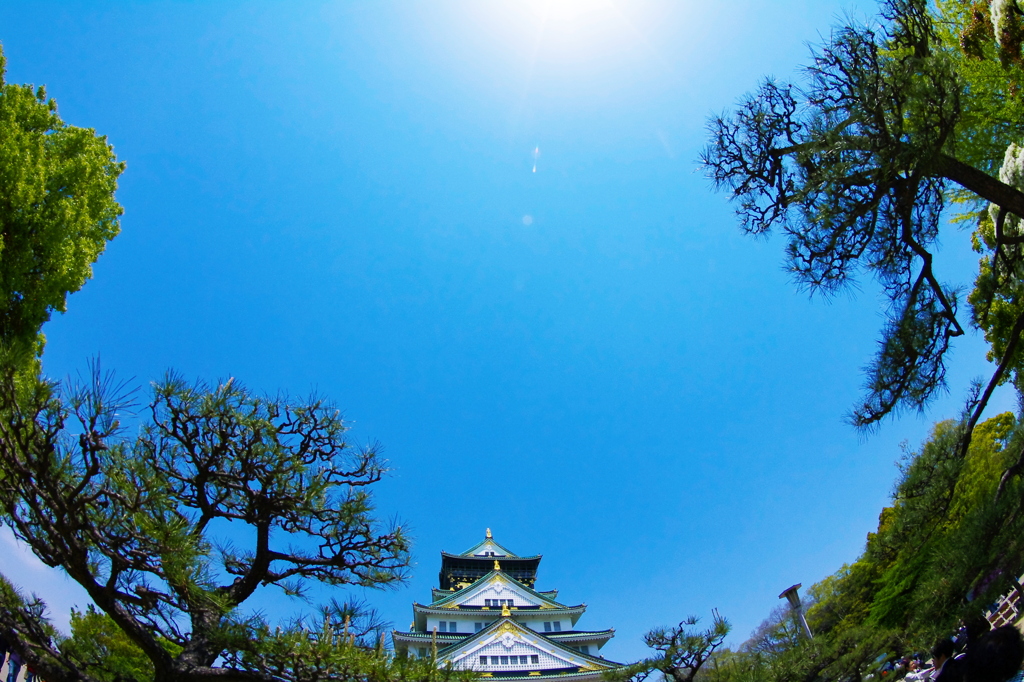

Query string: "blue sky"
[0, 0, 1011, 663]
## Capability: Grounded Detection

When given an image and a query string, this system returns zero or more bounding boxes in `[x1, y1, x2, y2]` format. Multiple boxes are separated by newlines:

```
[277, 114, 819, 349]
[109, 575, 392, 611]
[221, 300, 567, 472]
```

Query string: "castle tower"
[392, 530, 622, 680]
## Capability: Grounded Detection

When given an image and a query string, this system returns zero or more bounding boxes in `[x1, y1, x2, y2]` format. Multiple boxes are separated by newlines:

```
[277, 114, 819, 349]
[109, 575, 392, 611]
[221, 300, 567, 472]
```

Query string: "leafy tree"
[0, 44, 124, 368]
[610, 612, 730, 682]
[704, 409, 1024, 682]
[702, 0, 1024, 432]
[60, 606, 173, 682]
[0, 368, 424, 682]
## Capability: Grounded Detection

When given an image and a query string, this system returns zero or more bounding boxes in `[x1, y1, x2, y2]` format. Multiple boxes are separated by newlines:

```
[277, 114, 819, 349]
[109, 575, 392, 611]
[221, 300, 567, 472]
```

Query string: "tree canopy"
[691, 409, 1024, 682]
[694, 2, 1024, 677]
[0, 369, 423, 682]
[702, 0, 1024, 430]
[0, 40, 468, 682]
[609, 612, 731, 682]
[0, 44, 124, 368]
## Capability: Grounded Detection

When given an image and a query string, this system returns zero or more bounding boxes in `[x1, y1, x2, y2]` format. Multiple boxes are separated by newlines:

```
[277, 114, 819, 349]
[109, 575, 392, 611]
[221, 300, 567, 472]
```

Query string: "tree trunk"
[935, 154, 1024, 218]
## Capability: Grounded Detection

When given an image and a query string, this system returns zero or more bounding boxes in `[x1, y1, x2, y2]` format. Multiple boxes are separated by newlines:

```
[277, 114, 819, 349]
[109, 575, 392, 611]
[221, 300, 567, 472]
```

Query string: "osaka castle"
[392, 530, 622, 680]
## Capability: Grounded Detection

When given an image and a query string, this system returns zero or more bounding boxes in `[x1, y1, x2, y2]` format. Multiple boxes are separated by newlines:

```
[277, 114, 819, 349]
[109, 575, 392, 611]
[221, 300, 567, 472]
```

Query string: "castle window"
[543, 622, 551, 632]
[580, 645, 588, 655]
[419, 648, 427, 658]
[553, 622, 562, 632]
[474, 622, 483, 632]
[438, 622, 447, 633]
[480, 656, 487, 666]
[500, 656, 509, 665]
[449, 621, 457, 632]
[531, 655, 539, 664]
[491, 656, 500, 665]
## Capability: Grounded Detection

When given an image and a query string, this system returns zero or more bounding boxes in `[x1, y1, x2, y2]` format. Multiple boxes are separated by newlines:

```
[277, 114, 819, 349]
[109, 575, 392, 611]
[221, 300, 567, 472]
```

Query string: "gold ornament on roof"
[486, 528, 492, 538]
[494, 560, 501, 571]
[501, 603, 511, 617]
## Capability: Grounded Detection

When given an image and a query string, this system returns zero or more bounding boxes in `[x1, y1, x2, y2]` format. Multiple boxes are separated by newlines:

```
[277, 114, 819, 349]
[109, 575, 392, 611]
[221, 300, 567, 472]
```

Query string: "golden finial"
[486, 528, 492, 539]
[494, 560, 501, 571]
[501, 602, 511, 617]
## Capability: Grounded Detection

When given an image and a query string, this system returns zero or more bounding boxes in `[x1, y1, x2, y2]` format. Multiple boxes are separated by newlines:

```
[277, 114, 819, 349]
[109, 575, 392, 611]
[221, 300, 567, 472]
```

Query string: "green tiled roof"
[458, 669, 615, 681]
[429, 616, 622, 670]
[458, 536, 522, 558]
[441, 550, 542, 562]
[413, 602, 587, 618]
[547, 630, 615, 643]
[432, 586, 556, 602]
[429, 570, 572, 610]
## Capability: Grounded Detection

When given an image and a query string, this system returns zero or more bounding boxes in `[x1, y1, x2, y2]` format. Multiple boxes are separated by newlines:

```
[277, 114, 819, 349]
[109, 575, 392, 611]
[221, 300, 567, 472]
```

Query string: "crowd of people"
[881, 622, 1024, 682]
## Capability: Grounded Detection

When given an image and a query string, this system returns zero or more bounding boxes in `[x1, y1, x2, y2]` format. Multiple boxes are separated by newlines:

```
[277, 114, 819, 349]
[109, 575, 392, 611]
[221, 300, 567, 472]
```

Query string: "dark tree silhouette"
[702, 0, 1024, 434]
[0, 367, 419, 682]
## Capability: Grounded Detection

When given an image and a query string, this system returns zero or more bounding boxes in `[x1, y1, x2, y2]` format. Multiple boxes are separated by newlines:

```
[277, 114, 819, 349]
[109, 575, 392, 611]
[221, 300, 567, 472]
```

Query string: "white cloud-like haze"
[0, 527, 92, 635]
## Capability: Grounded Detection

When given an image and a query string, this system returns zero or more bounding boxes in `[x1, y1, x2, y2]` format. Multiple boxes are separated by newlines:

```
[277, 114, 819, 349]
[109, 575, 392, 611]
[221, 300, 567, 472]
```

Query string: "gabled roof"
[435, 616, 622, 673]
[429, 570, 572, 610]
[441, 549, 543, 562]
[547, 630, 615, 646]
[459, 536, 522, 558]
[392, 630, 467, 650]
[393, 629, 615, 646]
[413, 602, 587, 627]
[431, 586, 559, 603]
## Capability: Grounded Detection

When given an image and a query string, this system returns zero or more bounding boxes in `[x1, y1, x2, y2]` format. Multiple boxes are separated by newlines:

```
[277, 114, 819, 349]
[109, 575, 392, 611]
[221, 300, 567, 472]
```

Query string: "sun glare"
[464, 0, 650, 70]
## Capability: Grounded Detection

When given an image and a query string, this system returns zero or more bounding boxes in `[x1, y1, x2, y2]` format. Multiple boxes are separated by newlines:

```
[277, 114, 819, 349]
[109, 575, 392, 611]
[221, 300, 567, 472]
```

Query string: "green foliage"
[61, 607, 166, 682]
[701, 410, 1024, 682]
[223, 611, 474, 682]
[0, 44, 123, 367]
[610, 613, 730, 682]
[0, 368, 414, 682]
[56, 603, 476, 682]
[703, 0, 1024, 430]
[675, 2, 1024, 678]
[934, 1, 1024, 174]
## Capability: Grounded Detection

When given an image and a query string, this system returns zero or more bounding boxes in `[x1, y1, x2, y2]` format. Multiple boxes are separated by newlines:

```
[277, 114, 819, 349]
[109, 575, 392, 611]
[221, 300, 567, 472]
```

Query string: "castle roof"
[398, 532, 622, 681]
[439, 534, 542, 589]
[432, 587, 560, 602]
[433, 615, 621, 674]
[429, 569, 572, 610]
[391, 628, 615, 653]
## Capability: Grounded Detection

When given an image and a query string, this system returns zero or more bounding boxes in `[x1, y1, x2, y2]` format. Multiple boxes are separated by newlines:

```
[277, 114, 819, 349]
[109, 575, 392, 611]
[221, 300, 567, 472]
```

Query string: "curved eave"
[457, 538, 523, 558]
[430, 570, 569, 609]
[548, 630, 615, 645]
[394, 630, 469, 641]
[432, 588, 456, 602]
[441, 551, 542, 562]
[432, 586, 556, 603]
[472, 668, 623, 681]
[392, 630, 466, 653]
[436, 617, 622, 670]
[414, 603, 586, 617]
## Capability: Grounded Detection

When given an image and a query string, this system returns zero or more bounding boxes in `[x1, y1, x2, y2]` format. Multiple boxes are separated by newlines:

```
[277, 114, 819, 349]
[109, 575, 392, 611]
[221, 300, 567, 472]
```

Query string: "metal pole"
[779, 584, 813, 640]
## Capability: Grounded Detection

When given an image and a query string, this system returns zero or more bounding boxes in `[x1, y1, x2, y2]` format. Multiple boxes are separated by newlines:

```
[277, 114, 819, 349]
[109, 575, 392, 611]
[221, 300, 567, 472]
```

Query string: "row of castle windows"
[436, 620, 562, 633]
[483, 599, 514, 607]
[480, 655, 539, 666]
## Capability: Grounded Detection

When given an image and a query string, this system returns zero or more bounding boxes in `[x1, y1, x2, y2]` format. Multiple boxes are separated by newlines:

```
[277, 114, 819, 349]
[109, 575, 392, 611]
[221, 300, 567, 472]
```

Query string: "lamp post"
[779, 583, 813, 640]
